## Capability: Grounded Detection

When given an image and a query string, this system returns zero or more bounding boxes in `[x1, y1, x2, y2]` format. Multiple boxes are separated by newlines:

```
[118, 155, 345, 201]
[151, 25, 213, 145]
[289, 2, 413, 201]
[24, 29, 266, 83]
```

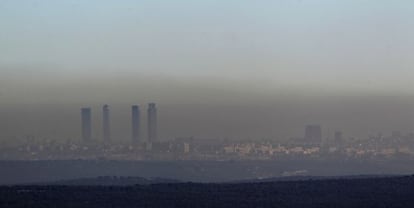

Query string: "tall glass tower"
[147, 103, 157, 142]
[102, 105, 110, 141]
[81, 108, 92, 141]
[131, 105, 140, 142]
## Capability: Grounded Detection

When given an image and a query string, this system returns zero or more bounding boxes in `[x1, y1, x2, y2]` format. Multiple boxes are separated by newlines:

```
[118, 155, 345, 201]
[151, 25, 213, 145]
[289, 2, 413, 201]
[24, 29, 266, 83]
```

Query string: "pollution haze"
[2, 0, 414, 141]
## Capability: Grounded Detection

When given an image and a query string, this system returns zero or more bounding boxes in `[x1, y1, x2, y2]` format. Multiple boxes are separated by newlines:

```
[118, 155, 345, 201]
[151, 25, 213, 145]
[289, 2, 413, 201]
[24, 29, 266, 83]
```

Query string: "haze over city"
[4, 1, 414, 207]
[2, 0, 414, 141]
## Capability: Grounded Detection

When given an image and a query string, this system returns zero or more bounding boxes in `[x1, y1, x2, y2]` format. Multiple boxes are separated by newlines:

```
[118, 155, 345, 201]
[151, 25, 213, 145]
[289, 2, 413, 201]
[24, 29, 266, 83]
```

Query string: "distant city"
[81, 103, 157, 143]
[1, 102, 414, 161]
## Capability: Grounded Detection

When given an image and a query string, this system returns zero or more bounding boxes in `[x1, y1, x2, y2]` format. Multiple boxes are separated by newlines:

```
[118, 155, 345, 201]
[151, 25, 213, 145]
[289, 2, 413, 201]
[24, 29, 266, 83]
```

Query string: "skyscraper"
[305, 125, 322, 144]
[334, 131, 344, 148]
[147, 103, 157, 142]
[131, 105, 140, 142]
[334, 131, 343, 142]
[102, 104, 111, 141]
[81, 108, 92, 141]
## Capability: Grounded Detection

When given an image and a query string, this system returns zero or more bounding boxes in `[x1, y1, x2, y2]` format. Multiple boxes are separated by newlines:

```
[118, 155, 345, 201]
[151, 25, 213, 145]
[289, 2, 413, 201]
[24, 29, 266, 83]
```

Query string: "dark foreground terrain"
[2, 176, 414, 208]
[3, 159, 414, 184]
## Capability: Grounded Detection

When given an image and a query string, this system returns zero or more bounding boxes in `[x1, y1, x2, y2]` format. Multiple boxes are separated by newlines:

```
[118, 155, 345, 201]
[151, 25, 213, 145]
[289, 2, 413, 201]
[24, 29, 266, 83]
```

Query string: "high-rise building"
[392, 131, 401, 139]
[305, 125, 322, 144]
[131, 105, 140, 142]
[147, 103, 157, 142]
[102, 104, 111, 141]
[334, 131, 344, 147]
[81, 108, 92, 141]
[334, 131, 343, 142]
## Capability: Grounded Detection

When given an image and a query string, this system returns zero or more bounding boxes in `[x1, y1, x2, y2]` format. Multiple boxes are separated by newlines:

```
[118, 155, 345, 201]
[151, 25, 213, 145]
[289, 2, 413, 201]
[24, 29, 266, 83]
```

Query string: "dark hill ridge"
[3, 159, 414, 185]
[2, 175, 414, 207]
[44, 176, 181, 186]
[41, 174, 396, 186]
[229, 174, 399, 183]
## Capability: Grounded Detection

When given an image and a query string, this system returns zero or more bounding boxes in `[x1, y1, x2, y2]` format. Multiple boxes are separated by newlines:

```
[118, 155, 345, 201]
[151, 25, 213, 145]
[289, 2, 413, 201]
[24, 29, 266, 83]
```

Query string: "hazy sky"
[1, 0, 414, 140]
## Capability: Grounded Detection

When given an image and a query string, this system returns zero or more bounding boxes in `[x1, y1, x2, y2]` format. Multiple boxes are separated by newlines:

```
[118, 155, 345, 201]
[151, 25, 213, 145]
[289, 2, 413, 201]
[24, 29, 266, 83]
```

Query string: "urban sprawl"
[1, 103, 414, 161]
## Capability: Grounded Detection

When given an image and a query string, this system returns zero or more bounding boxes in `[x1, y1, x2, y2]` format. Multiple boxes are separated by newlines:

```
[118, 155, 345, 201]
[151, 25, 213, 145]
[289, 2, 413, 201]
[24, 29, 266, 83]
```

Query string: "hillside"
[2, 175, 414, 207]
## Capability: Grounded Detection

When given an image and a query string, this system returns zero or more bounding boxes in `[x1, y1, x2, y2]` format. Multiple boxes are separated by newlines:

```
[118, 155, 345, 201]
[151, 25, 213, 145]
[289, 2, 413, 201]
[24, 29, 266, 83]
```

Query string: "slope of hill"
[44, 176, 181, 186]
[2, 175, 414, 207]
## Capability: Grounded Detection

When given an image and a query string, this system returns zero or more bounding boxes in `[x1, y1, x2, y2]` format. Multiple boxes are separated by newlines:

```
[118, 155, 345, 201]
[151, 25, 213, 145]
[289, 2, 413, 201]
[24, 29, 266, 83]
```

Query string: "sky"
[1, 0, 414, 141]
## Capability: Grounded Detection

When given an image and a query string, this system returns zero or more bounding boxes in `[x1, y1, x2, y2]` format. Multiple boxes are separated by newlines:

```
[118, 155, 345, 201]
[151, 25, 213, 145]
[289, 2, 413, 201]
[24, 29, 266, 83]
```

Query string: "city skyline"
[2, 1, 414, 206]
[72, 103, 406, 144]
[3, 98, 414, 142]
[80, 104, 159, 142]
[2, 1, 414, 141]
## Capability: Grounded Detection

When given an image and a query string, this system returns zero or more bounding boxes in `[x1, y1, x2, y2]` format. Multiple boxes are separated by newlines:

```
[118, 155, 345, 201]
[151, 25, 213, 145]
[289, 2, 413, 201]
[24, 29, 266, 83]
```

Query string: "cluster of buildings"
[81, 103, 157, 143]
[3, 107, 414, 160]
[3, 126, 414, 161]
